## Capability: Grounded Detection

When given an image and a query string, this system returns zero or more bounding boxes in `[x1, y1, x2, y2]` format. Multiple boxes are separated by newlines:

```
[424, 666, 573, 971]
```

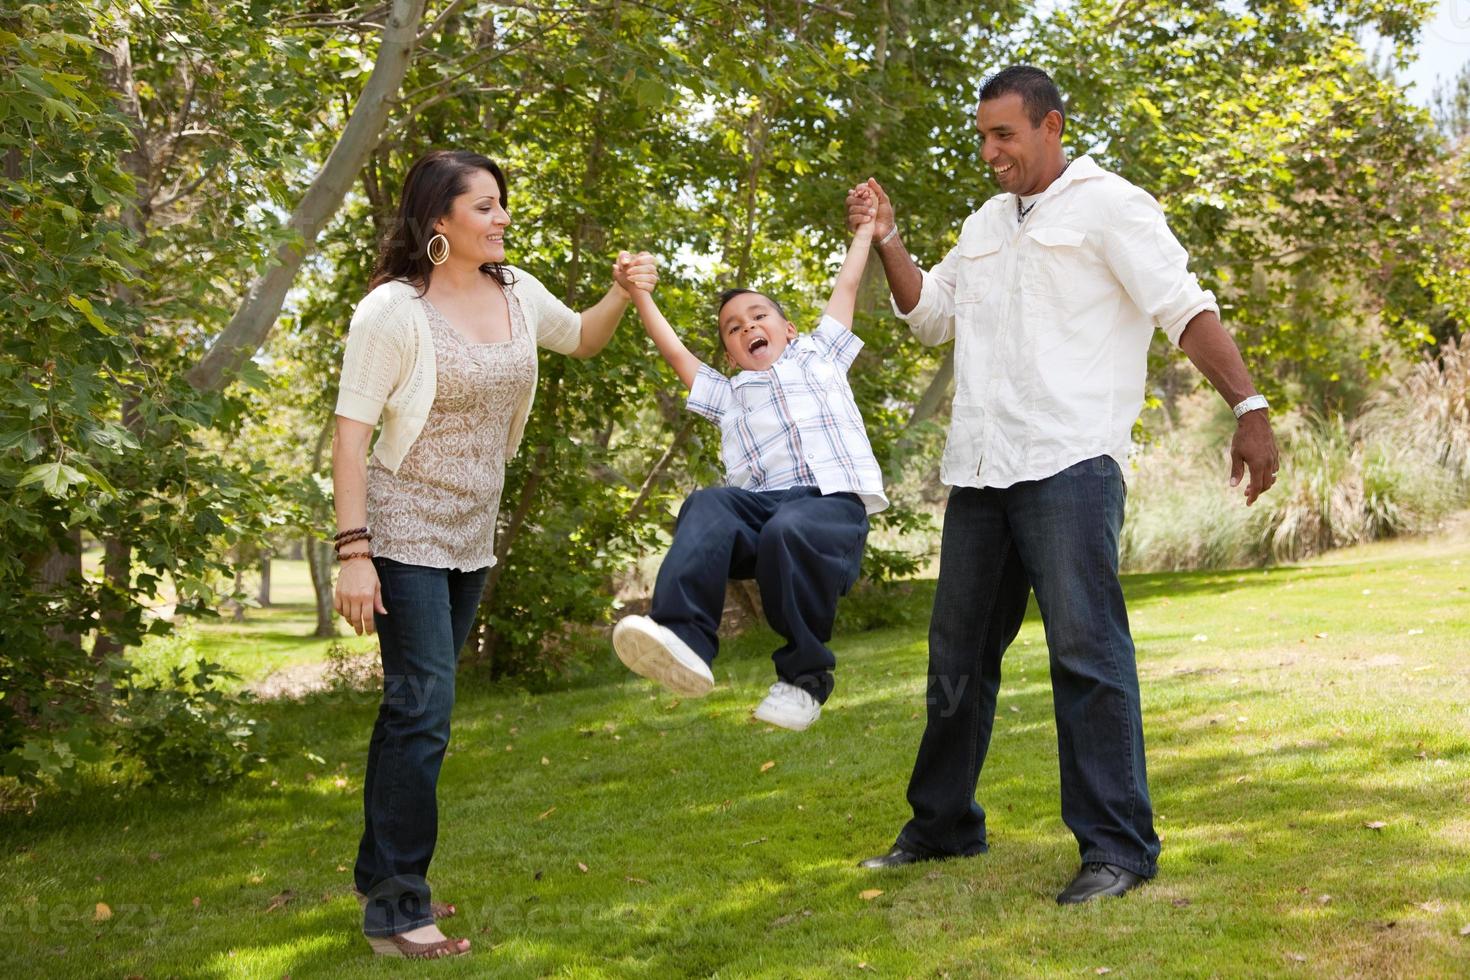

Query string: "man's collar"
[1032, 154, 1104, 199]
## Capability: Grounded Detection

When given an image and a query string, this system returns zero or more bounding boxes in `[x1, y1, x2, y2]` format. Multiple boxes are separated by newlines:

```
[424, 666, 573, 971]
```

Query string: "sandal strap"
[367, 933, 470, 959]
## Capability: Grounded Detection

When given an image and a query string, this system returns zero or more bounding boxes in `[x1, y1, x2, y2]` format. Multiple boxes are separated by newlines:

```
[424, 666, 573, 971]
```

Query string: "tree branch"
[186, 0, 430, 393]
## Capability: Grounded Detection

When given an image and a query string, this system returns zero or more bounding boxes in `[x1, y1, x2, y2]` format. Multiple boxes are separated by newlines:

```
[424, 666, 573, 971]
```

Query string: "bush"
[111, 660, 270, 787]
[1121, 350, 1470, 573]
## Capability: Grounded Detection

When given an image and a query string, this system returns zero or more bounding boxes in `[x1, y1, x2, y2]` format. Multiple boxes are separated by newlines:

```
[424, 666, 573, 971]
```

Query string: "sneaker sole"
[613, 619, 714, 697]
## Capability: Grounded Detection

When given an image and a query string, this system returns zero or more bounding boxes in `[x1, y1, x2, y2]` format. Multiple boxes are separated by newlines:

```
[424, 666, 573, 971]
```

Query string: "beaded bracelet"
[333, 526, 369, 542]
[334, 530, 373, 550]
[337, 551, 374, 563]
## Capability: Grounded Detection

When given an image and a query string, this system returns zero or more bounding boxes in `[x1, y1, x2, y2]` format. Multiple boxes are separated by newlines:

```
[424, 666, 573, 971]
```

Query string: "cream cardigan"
[334, 268, 581, 471]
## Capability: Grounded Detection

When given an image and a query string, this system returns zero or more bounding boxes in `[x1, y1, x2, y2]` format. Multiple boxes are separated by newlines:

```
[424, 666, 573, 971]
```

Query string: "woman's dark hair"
[370, 150, 515, 291]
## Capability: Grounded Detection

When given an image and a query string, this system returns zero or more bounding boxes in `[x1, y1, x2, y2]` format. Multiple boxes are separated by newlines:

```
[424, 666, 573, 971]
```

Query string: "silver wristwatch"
[1231, 394, 1269, 419]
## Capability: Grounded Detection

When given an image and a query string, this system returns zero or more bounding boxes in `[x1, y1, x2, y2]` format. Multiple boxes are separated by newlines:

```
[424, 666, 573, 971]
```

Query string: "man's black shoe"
[857, 844, 932, 869]
[1056, 862, 1147, 904]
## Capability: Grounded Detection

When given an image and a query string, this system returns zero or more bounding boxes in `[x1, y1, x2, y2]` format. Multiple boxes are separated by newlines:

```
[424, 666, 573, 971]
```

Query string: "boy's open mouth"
[747, 336, 768, 355]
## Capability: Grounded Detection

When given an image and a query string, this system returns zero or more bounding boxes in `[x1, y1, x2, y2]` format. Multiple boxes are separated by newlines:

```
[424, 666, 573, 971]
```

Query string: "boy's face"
[718, 293, 798, 371]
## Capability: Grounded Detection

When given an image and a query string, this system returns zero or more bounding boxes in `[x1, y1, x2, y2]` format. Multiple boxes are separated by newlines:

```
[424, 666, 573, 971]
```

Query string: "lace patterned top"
[366, 292, 535, 570]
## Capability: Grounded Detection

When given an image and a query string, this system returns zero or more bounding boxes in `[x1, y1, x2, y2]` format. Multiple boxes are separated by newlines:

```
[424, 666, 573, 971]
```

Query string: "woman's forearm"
[570, 285, 631, 358]
[331, 417, 372, 540]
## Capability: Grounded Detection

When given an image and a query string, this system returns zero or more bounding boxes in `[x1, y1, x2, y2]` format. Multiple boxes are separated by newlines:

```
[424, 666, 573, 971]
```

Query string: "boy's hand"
[849, 186, 876, 238]
[846, 178, 895, 239]
[614, 251, 658, 296]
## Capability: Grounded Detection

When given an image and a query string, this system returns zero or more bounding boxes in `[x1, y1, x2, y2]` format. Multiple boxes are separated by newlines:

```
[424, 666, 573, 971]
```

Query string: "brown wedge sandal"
[352, 888, 457, 920]
[365, 933, 470, 959]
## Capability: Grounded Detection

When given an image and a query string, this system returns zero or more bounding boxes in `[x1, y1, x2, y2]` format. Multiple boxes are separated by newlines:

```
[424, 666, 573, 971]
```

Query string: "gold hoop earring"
[427, 233, 450, 266]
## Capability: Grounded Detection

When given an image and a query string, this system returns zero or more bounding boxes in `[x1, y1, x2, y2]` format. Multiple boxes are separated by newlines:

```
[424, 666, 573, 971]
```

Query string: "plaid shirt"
[686, 315, 888, 515]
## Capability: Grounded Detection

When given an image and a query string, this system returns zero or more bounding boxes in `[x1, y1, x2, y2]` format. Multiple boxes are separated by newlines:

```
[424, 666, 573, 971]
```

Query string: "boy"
[612, 197, 888, 731]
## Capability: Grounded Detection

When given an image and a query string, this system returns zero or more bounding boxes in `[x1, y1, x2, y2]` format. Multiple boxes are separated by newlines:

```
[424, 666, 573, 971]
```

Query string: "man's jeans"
[650, 486, 868, 704]
[897, 456, 1160, 878]
[355, 557, 488, 937]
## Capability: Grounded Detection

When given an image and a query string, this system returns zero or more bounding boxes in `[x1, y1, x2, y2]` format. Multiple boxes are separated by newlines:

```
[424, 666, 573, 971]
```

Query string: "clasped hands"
[613, 251, 658, 297]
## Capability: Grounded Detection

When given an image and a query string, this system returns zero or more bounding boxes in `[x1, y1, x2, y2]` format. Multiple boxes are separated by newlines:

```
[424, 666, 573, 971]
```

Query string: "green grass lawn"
[7, 531, 1470, 977]
[125, 558, 379, 691]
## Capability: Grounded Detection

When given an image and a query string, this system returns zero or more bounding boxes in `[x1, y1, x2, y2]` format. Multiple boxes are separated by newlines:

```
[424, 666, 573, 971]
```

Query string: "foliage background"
[1, 0, 1466, 790]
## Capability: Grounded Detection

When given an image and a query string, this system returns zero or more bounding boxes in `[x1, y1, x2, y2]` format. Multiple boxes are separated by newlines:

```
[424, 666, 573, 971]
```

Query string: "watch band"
[1231, 394, 1269, 419]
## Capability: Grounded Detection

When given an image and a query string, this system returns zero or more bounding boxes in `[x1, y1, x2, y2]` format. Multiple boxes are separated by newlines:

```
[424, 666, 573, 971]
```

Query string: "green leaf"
[67, 294, 115, 335]
[18, 461, 88, 497]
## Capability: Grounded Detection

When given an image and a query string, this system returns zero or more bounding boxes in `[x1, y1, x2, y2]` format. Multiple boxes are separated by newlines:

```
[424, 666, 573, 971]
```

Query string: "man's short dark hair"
[979, 65, 1066, 134]
[717, 287, 786, 321]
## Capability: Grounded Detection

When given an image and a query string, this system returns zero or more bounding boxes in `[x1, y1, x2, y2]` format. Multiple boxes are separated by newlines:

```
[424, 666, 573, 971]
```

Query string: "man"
[847, 65, 1279, 904]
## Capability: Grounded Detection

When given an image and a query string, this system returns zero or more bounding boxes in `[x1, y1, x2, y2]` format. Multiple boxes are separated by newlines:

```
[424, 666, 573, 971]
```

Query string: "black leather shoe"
[1056, 862, 1147, 904]
[858, 844, 933, 869]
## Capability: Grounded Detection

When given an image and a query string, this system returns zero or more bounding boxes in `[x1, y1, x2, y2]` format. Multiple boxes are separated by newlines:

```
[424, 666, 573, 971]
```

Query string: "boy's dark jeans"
[897, 457, 1160, 878]
[355, 557, 488, 937]
[650, 486, 868, 704]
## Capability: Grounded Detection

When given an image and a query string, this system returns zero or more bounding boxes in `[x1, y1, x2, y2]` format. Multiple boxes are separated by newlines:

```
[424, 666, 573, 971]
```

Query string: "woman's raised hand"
[614, 251, 658, 295]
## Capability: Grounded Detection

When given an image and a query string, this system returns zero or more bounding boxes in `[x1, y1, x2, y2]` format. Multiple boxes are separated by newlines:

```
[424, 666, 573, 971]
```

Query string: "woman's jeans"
[897, 457, 1160, 878]
[355, 557, 488, 937]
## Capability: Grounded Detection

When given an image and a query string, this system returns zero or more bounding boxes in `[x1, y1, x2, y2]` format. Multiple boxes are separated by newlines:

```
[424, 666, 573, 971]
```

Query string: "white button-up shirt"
[686, 315, 889, 515]
[897, 155, 1217, 489]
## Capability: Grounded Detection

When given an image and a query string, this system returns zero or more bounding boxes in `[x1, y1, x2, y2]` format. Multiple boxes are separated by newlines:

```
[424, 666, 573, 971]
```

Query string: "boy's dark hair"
[979, 65, 1066, 135]
[717, 287, 787, 323]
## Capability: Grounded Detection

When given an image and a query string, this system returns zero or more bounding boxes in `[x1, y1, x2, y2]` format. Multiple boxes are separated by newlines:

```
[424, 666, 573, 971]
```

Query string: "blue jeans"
[897, 457, 1159, 878]
[355, 557, 488, 937]
[650, 486, 868, 704]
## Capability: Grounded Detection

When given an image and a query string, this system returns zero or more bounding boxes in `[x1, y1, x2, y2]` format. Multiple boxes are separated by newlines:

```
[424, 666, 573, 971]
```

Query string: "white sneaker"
[752, 681, 822, 731]
[612, 615, 714, 697]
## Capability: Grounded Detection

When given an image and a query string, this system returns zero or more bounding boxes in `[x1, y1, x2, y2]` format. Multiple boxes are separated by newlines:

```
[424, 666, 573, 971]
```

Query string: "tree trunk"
[38, 530, 83, 651]
[92, 29, 151, 664]
[308, 416, 337, 638]
[257, 553, 271, 607]
[474, 69, 609, 667]
[186, 0, 430, 394]
[308, 538, 337, 638]
[231, 548, 246, 622]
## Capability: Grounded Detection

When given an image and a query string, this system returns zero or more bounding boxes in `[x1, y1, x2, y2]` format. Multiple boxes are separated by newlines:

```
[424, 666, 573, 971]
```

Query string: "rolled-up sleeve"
[892, 242, 963, 347]
[686, 364, 734, 424]
[1101, 186, 1218, 346]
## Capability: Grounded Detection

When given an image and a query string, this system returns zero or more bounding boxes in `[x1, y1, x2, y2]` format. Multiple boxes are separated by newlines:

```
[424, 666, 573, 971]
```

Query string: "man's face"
[718, 293, 797, 371]
[976, 93, 1062, 196]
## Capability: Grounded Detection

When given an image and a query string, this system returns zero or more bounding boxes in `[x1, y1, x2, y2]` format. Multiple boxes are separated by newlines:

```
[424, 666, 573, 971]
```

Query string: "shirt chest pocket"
[1021, 226, 1087, 301]
[955, 237, 1004, 304]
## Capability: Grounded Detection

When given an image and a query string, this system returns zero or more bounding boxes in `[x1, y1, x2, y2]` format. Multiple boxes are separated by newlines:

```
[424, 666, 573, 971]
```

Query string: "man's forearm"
[1177, 310, 1260, 407]
[876, 232, 925, 314]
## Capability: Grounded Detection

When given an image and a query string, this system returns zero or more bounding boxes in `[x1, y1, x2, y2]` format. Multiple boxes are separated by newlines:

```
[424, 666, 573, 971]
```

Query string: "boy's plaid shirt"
[686, 315, 888, 515]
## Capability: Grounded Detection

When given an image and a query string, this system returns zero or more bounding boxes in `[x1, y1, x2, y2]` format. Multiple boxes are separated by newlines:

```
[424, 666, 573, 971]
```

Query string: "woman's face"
[434, 167, 510, 265]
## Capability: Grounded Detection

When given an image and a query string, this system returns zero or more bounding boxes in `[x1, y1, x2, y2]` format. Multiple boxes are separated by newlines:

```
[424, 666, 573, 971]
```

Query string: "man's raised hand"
[847, 178, 895, 239]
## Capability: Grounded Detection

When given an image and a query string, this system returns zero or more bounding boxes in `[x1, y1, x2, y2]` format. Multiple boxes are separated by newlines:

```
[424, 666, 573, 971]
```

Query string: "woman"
[331, 149, 653, 958]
